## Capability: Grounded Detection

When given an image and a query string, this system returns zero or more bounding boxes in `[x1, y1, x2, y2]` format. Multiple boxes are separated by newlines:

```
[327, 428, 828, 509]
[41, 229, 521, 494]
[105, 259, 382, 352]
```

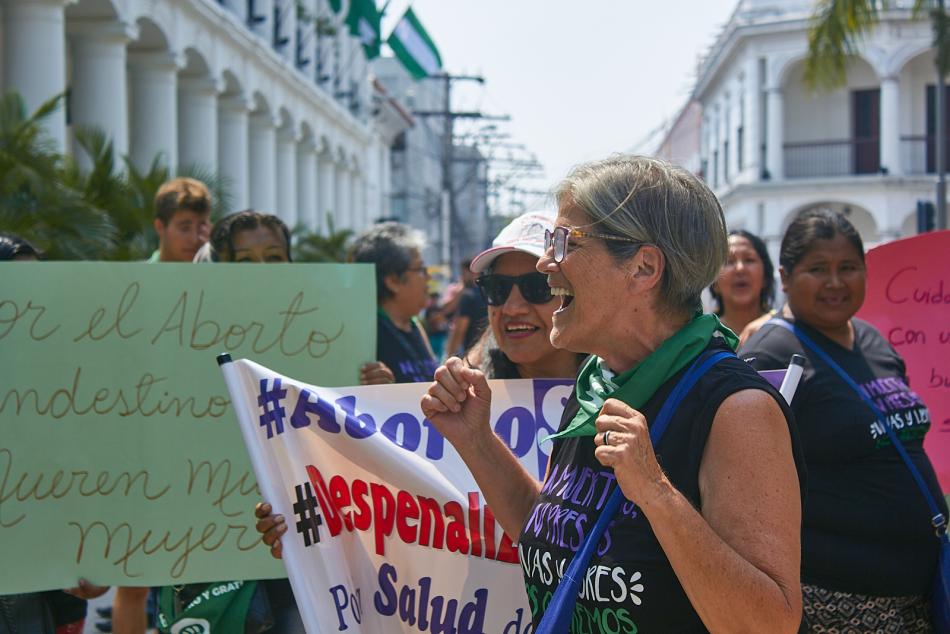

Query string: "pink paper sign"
[856, 230, 950, 490]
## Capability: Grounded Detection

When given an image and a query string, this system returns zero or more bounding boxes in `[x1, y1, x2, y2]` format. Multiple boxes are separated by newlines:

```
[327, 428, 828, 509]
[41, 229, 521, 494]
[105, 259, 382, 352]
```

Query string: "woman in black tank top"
[422, 156, 805, 633]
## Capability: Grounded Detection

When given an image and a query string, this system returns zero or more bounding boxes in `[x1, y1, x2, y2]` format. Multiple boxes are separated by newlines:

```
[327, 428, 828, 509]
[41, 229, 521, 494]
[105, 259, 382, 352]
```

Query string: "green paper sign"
[0, 262, 375, 593]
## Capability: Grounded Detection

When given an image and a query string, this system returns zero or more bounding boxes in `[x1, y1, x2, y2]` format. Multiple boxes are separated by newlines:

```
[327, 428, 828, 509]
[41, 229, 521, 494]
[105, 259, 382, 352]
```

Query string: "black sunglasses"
[475, 272, 553, 306]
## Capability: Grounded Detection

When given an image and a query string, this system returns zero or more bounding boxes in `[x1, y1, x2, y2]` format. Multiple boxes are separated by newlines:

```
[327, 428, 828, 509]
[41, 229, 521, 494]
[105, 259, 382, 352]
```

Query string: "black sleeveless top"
[743, 318, 944, 596]
[517, 340, 805, 633]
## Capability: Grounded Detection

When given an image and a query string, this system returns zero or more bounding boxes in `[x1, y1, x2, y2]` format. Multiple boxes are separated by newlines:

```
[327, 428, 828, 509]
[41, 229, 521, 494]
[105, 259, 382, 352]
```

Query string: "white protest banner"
[220, 356, 573, 633]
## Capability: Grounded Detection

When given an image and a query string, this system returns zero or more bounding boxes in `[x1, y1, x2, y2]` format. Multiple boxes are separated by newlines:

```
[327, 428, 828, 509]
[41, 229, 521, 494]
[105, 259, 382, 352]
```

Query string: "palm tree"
[293, 214, 354, 262]
[805, 0, 949, 229]
[0, 92, 116, 259]
[0, 91, 232, 260]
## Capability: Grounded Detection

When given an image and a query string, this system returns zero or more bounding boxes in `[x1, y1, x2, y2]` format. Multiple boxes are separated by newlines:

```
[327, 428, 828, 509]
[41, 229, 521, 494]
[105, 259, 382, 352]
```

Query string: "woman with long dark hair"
[743, 208, 945, 632]
[709, 229, 775, 336]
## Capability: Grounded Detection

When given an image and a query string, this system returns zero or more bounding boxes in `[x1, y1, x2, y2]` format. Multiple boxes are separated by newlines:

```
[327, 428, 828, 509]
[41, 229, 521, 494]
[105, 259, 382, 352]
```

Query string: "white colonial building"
[689, 0, 942, 255]
[0, 0, 412, 233]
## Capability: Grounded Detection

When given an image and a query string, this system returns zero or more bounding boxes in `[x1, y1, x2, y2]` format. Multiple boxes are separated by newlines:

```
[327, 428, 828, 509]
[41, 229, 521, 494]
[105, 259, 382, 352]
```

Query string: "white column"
[178, 77, 218, 172]
[720, 97, 731, 183]
[70, 20, 134, 168]
[880, 75, 901, 176]
[297, 141, 318, 232]
[334, 160, 350, 229]
[318, 150, 335, 231]
[218, 95, 250, 210]
[296, 0, 317, 77]
[249, 111, 277, 212]
[2, 0, 69, 150]
[276, 127, 298, 227]
[352, 171, 366, 228]
[274, 0, 297, 64]
[743, 57, 760, 177]
[249, 0, 274, 43]
[128, 52, 178, 173]
[766, 86, 784, 180]
[379, 143, 391, 220]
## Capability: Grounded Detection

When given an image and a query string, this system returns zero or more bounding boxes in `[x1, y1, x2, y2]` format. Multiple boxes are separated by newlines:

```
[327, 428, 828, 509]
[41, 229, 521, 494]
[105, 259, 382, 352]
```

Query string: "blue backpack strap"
[767, 318, 947, 536]
[536, 348, 735, 633]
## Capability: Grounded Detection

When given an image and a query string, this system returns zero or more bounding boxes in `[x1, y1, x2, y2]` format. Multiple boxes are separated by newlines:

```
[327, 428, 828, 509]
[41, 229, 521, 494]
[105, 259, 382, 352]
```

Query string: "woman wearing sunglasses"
[465, 211, 583, 380]
[422, 156, 805, 632]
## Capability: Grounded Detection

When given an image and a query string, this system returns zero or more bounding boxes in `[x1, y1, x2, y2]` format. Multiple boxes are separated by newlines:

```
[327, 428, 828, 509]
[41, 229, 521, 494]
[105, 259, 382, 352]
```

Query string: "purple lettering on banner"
[380, 412, 421, 452]
[335, 395, 377, 439]
[494, 406, 535, 459]
[532, 379, 574, 480]
[290, 389, 339, 433]
[373, 563, 488, 632]
[257, 377, 287, 438]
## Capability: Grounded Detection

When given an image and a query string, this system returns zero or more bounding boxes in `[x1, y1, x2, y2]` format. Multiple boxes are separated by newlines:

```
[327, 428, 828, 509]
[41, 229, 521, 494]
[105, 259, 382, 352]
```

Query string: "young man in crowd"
[110, 177, 212, 634]
[146, 177, 212, 263]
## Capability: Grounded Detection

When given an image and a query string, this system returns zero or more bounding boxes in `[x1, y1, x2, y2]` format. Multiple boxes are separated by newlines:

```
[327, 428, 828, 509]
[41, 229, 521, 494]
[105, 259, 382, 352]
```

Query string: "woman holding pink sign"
[743, 208, 947, 632]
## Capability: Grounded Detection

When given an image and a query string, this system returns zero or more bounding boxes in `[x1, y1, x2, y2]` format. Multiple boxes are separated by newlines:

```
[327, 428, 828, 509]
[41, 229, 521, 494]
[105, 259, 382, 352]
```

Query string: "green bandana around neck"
[546, 313, 738, 441]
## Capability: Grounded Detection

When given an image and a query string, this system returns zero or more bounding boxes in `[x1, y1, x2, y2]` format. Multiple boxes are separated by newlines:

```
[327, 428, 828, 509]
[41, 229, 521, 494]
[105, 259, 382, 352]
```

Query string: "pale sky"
[379, 0, 739, 205]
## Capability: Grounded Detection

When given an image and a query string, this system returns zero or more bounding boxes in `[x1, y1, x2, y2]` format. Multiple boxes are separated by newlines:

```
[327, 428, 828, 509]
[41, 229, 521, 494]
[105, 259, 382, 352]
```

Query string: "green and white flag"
[387, 7, 442, 79]
[346, 0, 381, 58]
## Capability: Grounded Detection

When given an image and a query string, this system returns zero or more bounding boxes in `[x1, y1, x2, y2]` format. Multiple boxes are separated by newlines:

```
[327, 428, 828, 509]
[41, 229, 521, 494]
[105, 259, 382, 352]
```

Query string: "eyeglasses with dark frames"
[475, 272, 553, 306]
[543, 226, 646, 263]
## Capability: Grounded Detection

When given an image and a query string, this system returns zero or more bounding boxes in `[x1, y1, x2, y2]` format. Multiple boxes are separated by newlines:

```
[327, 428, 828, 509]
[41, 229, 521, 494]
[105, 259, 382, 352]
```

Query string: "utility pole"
[413, 73, 509, 268]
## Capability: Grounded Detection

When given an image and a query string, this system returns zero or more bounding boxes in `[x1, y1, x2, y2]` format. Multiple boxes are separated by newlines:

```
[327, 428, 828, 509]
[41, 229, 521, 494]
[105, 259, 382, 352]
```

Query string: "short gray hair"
[348, 222, 427, 301]
[555, 155, 727, 315]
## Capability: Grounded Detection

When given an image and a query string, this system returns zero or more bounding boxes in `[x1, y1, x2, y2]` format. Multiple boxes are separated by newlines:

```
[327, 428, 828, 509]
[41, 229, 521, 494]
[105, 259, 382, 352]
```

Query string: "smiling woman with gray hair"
[423, 155, 806, 632]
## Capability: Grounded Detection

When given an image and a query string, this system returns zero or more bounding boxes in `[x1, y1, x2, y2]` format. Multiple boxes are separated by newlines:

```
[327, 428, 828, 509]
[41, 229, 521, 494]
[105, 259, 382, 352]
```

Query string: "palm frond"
[177, 162, 234, 219]
[293, 213, 354, 262]
[805, 0, 882, 89]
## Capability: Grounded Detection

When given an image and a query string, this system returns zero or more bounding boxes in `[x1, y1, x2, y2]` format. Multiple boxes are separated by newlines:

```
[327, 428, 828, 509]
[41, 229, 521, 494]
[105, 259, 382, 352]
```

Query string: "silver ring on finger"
[603, 430, 611, 446]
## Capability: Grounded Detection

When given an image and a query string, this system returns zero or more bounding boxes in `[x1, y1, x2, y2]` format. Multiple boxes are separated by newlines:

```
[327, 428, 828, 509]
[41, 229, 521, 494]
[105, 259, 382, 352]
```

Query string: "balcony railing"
[783, 138, 880, 178]
[899, 135, 950, 175]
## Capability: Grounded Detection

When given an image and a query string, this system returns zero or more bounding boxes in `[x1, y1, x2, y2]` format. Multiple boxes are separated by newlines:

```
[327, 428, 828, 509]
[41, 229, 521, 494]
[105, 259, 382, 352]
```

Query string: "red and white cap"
[469, 210, 556, 273]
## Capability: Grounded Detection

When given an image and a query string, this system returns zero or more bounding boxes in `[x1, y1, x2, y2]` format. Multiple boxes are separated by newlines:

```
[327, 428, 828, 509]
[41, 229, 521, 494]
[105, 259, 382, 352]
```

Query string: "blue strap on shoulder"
[535, 348, 735, 633]
[768, 319, 947, 535]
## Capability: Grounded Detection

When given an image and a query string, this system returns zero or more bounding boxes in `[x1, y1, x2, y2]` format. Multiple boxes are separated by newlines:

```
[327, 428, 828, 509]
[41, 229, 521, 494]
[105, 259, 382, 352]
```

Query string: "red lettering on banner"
[329, 475, 352, 531]
[418, 497, 444, 549]
[483, 507, 497, 560]
[352, 479, 371, 531]
[444, 501, 469, 554]
[306, 465, 342, 536]
[468, 492, 482, 557]
[304, 465, 519, 563]
[370, 483, 395, 556]
[396, 490, 419, 543]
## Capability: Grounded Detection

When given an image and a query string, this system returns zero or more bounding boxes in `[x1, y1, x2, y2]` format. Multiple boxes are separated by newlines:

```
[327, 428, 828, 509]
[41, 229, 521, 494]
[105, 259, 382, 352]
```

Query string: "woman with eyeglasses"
[349, 222, 438, 385]
[421, 156, 805, 632]
[464, 211, 583, 380]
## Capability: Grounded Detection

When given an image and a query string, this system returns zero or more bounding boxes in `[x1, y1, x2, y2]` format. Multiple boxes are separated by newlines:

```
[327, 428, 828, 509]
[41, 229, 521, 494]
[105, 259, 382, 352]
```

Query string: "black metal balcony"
[900, 135, 950, 175]
[783, 138, 880, 178]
